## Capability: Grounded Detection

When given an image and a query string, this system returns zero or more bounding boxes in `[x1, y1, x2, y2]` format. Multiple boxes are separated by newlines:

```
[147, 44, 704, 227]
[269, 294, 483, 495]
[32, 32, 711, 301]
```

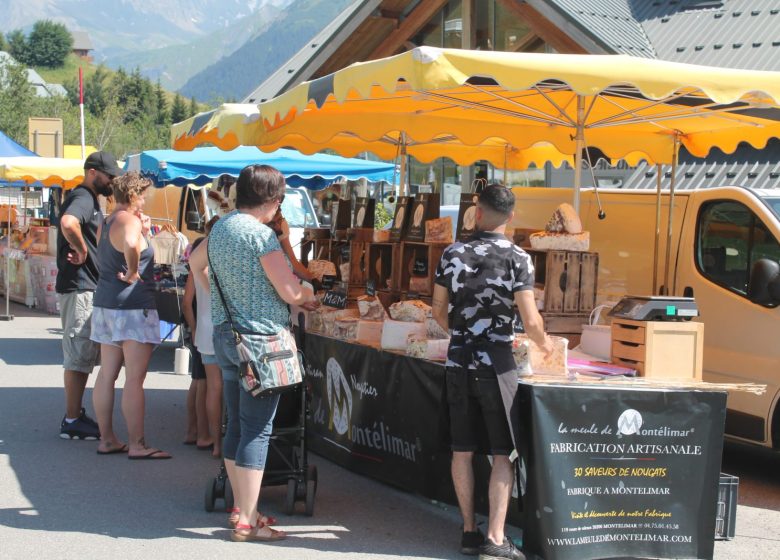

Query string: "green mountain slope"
[179, 0, 351, 103]
[107, 6, 284, 92]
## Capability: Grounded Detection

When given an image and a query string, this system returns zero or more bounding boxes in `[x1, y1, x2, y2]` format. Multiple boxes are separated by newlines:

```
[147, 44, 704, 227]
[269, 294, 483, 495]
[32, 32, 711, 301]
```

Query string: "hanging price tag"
[366, 279, 376, 296]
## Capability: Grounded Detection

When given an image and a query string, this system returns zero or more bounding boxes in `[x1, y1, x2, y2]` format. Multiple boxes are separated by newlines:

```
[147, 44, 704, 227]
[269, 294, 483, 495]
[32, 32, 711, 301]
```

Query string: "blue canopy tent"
[0, 131, 37, 157]
[127, 146, 396, 189]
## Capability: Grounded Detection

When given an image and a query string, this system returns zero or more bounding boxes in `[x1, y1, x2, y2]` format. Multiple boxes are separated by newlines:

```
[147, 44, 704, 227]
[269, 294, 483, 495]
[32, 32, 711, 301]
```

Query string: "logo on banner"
[617, 409, 643, 435]
[326, 358, 352, 436]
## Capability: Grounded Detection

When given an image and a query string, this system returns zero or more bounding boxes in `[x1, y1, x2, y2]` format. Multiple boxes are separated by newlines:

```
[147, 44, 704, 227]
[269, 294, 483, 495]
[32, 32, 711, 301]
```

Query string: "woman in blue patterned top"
[191, 164, 317, 543]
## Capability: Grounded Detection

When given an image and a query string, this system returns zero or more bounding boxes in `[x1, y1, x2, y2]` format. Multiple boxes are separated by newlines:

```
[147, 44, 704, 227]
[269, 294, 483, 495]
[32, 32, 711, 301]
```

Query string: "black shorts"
[190, 345, 206, 380]
[446, 367, 513, 456]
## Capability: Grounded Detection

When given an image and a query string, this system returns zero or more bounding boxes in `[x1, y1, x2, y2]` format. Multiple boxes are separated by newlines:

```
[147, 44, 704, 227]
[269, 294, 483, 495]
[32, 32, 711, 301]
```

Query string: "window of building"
[697, 200, 780, 298]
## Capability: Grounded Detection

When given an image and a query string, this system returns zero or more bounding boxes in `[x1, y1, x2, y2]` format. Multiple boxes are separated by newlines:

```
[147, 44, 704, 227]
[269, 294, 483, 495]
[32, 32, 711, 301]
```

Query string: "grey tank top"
[93, 215, 156, 310]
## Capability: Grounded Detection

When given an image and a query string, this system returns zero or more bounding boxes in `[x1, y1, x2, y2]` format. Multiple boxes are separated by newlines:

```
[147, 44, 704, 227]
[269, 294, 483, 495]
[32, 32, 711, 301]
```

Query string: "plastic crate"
[715, 473, 738, 540]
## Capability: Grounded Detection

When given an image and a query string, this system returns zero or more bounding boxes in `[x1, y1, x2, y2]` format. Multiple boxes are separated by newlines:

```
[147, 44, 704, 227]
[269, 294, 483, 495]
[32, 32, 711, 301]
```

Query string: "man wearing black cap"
[56, 151, 123, 440]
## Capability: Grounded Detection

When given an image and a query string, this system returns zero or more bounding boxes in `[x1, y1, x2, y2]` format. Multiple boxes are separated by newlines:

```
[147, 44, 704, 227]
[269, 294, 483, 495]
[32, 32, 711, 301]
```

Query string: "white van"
[511, 186, 780, 449]
[144, 184, 319, 258]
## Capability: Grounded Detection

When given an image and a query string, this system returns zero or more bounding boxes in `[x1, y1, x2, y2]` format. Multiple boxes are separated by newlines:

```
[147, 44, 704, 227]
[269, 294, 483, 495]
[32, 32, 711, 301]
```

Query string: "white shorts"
[90, 307, 161, 347]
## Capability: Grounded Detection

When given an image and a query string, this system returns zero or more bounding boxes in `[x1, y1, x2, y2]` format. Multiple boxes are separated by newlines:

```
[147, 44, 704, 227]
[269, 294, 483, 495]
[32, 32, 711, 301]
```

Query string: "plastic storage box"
[715, 473, 739, 540]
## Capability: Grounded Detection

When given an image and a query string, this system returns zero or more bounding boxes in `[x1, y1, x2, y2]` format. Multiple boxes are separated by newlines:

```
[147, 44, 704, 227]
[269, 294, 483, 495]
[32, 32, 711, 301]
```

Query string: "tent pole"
[398, 133, 408, 197]
[663, 136, 681, 296]
[573, 95, 585, 214]
[653, 164, 663, 295]
[1, 201, 13, 320]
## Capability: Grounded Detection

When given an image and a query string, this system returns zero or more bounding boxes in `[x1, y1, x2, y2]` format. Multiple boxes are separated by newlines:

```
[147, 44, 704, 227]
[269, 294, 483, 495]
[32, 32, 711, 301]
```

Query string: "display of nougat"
[357, 295, 388, 321]
[406, 335, 449, 361]
[388, 299, 431, 323]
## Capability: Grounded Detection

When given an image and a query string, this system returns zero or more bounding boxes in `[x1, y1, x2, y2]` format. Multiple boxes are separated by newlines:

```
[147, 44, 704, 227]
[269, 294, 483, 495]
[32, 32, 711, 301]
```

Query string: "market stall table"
[302, 332, 728, 560]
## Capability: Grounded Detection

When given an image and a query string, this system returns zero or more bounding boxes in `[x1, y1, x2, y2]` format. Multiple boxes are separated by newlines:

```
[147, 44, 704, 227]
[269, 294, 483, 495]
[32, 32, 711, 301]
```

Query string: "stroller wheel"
[205, 478, 216, 512]
[304, 464, 318, 517]
[224, 478, 234, 511]
[284, 478, 297, 515]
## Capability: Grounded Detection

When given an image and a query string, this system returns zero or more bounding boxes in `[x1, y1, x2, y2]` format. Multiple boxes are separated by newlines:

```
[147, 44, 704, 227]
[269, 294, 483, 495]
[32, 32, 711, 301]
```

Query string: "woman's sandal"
[230, 521, 286, 543]
[227, 508, 277, 528]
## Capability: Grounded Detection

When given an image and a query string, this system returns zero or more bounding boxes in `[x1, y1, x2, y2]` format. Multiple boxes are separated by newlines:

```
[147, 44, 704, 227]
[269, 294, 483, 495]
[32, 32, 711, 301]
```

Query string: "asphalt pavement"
[1, 302, 779, 560]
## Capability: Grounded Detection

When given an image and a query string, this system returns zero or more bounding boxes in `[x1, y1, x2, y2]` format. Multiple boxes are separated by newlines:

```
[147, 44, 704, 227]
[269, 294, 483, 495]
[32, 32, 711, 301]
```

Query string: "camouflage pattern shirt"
[434, 231, 535, 370]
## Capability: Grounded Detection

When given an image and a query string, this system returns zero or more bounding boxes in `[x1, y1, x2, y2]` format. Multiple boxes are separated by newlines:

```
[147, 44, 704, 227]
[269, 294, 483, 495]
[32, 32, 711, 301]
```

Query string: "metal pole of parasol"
[398, 133, 408, 197]
[79, 67, 86, 160]
[1, 201, 13, 320]
[653, 164, 663, 295]
[572, 95, 585, 214]
[663, 135, 682, 295]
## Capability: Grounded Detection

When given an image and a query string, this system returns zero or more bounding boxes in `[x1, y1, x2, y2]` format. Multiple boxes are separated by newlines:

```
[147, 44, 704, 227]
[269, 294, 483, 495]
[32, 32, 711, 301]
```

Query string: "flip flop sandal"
[230, 522, 286, 543]
[97, 444, 128, 455]
[128, 448, 172, 460]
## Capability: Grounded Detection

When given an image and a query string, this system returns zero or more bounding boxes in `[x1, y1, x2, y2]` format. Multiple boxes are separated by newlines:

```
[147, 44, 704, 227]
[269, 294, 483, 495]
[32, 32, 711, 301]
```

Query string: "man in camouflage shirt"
[433, 184, 552, 560]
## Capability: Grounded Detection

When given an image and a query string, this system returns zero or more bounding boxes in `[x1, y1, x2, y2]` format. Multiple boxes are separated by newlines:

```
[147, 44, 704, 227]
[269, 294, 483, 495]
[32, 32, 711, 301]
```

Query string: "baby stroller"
[204, 314, 318, 516]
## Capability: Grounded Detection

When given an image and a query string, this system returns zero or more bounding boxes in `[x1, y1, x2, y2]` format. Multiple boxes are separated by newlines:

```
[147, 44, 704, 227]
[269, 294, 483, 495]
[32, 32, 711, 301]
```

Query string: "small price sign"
[322, 290, 347, 309]
[413, 258, 428, 276]
[321, 275, 337, 290]
[366, 279, 376, 297]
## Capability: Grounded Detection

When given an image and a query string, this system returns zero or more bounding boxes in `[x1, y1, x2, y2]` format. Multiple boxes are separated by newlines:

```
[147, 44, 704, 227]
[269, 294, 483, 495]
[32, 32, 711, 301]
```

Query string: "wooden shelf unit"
[610, 318, 704, 380]
[368, 242, 401, 292]
[399, 241, 447, 296]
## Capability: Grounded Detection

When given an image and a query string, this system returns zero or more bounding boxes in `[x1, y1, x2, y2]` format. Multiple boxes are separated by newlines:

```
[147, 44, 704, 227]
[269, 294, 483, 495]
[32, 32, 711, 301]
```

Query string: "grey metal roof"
[623, 139, 780, 190]
[70, 30, 94, 51]
[242, 0, 381, 103]
[542, 0, 655, 57]
[548, 0, 780, 71]
[635, 0, 780, 71]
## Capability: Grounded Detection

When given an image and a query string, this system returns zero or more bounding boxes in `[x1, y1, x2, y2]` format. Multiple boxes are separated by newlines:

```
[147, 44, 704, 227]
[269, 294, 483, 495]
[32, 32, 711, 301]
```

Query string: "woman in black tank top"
[91, 172, 171, 460]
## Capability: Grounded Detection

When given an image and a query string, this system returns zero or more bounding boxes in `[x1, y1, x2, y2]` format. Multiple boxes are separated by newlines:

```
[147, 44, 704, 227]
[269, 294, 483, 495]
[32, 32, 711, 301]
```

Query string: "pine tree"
[189, 96, 199, 118]
[155, 79, 169, 125]
[170, 93, 188, 124]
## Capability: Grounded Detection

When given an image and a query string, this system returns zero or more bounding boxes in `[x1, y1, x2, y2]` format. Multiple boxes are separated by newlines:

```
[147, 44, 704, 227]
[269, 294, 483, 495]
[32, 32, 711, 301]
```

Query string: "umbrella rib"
[530, 85, 577, 127]
[463, 84, 575, 126]
[588, 91, 693, 128]
[593, 102, 765, 129]
[414, 90, 569, 126]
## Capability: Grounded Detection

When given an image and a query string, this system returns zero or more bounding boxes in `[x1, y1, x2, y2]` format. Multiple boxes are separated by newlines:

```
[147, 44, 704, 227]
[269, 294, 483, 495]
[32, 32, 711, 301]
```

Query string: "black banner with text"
[520, 384, 727, 560]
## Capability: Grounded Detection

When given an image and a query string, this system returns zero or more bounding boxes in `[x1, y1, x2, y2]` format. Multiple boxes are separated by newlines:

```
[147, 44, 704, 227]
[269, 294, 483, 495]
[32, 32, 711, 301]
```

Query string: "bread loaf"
[334, 317, 359, 340]
[388, 299, 431, 323]
[545, 203, 582, 234]
[406, 335, 449, 361]
[424, 217, 453, 243]
[308, 259, 337, 281]
[357, 295, 387, 321]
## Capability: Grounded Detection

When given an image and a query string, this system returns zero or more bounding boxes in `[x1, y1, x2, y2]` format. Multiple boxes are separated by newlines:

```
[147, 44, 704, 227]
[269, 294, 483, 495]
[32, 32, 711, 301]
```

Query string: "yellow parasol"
[0, 157, 86, 189]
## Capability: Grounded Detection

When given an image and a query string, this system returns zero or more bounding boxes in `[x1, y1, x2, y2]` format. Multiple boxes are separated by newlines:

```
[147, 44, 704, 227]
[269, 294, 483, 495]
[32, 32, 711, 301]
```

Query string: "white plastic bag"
[580, 304, 613, 360]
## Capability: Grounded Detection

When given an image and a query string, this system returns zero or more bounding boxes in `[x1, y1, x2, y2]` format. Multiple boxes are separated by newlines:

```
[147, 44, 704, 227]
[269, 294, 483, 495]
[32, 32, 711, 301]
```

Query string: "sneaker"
[479, 537, 525, 560]
[461, 529, 485, 555]
[60, 408, 100, 440]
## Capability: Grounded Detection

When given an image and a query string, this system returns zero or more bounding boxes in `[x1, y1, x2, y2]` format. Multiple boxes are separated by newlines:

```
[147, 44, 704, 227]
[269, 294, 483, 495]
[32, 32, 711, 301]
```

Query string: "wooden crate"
[400, 241, 447, 296]
[610, 318, 704, 380]
[528, 249, 598, 314]
[542, 313, 589, 335]
[348, 240, 371, 285]
[368, 242, 401, 292]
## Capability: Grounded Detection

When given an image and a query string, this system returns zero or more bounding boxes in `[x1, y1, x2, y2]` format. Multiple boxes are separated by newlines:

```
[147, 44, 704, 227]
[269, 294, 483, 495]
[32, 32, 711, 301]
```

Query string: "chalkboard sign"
[412, 258, 428, 276]
[322, 290, 347, 309]
[366, 279, 376, 296]
[321, 275, 337, 290]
